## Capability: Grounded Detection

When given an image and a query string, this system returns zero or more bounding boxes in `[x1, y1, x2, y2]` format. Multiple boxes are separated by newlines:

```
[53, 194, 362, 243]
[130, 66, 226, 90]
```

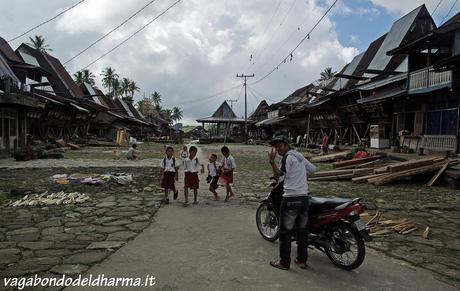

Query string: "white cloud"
[1, 0, 362, 125]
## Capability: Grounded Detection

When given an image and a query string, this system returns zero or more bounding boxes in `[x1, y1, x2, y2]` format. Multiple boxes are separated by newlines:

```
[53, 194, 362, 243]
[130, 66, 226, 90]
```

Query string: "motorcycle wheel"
[256, 202, 279, 242]
[324, 221, 365, 270]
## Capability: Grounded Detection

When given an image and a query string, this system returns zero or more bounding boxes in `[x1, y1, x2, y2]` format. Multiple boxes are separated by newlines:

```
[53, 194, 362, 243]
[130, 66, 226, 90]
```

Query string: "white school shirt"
[184, 156, 200, 173]
[160, 157, 177, 172]
[221, 155, 236, 170]
[207, 161, 221, 177]
[280, 150, 316, 197]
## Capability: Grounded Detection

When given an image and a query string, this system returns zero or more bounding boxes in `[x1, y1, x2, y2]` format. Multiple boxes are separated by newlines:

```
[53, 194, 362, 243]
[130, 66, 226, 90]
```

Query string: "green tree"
[162, 108, 173, 124]
[27, 35, 53, 52]
[319, 67, 335, 81]
[111, 78, 121, 98]
[151, 91, 162, 107]
[101, 67, 119, 97]
[172, 107, 183, 122]
[128, 80, 140, 99]
[73, 69, 95, 86]
[121, 78, 131, 98]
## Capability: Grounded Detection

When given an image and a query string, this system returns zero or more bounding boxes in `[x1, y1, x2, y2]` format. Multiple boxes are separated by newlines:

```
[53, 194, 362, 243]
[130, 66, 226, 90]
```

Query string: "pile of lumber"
[366, 157, 459, 186]
[333, 155, 383, 169]
[311, 151, 351, 163]
[311, 153, 459, 186]
[309, 168, 374, 181]
[362, 212, 429, 238]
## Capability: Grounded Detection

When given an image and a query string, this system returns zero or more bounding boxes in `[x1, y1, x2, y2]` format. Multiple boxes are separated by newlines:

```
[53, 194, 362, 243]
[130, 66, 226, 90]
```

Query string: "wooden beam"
[352, 124, 361, 143]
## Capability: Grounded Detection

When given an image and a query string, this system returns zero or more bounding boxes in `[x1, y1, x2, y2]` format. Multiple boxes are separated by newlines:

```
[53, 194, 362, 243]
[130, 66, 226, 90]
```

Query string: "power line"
[249, 0, 299, 71]
[441, 0, 458, 23]
[7, 0, 86, 43]
[247, 85, 278, 103]
[247, 0, 284, 65]
[82, 0, 182, 69]
[432, 0, 444, 16]
[64, 0, 158, 65]
[251, 0, 339, 85]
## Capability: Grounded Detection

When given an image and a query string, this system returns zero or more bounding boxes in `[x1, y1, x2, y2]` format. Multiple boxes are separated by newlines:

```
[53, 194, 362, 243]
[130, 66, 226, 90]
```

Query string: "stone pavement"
[65, 204, 457, 291]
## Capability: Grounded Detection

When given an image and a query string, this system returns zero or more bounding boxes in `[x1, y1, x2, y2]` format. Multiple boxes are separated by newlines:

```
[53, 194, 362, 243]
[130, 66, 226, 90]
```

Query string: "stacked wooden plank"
[367, 157, 459, 186]
[311, 151, 351, 163]
[308, 168, 374, 181]
[332, 155, 382, 169]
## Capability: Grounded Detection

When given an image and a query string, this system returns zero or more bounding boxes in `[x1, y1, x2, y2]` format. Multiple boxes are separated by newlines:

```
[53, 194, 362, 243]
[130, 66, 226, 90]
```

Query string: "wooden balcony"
[408, 67, 452, 93]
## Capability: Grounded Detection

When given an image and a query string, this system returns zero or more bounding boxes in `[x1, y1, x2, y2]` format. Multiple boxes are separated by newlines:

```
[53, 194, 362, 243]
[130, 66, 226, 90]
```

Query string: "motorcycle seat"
[309, 196, 354, 211]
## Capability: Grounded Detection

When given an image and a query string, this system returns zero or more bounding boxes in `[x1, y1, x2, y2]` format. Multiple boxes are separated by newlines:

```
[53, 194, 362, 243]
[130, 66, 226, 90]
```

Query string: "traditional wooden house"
[248, 100, 271, 139]
[276, 5, 437, 149]
[0, 37, 47, 153]
[386, 12, 460, 154]
[196, 101, 246, 141]
[15, 44, 103, 140]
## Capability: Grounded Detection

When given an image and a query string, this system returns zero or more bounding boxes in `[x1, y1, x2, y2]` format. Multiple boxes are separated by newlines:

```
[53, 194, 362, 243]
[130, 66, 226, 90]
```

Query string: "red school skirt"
[184, 172, 199, 189]
[218, 170, 233, 185]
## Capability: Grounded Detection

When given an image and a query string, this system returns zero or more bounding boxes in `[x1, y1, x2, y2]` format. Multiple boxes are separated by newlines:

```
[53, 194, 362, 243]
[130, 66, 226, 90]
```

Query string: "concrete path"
[66, 204, 456, 291]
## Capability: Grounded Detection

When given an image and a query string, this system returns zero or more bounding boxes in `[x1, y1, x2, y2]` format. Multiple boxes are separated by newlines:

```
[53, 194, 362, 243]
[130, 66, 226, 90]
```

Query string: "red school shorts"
[184, 172, 199, 189]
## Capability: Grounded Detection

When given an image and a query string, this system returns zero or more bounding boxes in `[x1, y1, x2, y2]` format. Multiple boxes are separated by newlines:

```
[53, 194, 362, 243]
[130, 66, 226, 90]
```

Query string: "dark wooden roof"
[0, 37, 23, 63]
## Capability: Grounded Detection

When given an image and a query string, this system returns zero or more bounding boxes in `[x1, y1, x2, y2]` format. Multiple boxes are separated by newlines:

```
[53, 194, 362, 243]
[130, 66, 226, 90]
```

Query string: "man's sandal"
[269, 260, 289, 270]
[294, 259, 307, 269]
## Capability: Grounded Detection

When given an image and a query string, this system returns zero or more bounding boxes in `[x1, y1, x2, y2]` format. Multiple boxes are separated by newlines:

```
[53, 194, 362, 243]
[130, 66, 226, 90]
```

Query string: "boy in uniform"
[218, 146, 236, 202]
[160, 146, 179, 204]
[183, 146, 204, 206]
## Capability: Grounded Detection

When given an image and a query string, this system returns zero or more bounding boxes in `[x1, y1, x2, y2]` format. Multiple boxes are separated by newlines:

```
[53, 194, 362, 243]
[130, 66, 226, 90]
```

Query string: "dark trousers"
[279, 196, 309, 267]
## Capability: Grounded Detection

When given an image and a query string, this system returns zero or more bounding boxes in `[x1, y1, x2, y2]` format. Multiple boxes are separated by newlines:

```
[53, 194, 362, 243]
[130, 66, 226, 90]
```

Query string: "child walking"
[183, 146, 204, 207]
[159, 146, 179, 204]
[218, 146, 236, 202]
[207, 154, 221, 200]
[180, 146, 189, 167]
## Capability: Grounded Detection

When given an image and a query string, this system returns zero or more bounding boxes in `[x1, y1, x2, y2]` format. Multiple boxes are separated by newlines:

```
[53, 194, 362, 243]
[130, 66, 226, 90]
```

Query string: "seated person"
[126, 144, 139, 160]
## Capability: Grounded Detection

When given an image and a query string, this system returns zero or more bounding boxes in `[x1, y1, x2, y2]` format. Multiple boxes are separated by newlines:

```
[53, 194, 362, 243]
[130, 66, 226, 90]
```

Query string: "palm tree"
[162, 108, 173, 124]
[128, 80, 140, 99]
[172, 107, 183, 122]
[120, 78, 131, 98]
[73, 69, 95, 86]
[111, 78, 121, 98]
[151, 91, 162, 107]
[101, 67, 119, 97]
[27, 35, 53, 52]
[320, 67, 335, 81]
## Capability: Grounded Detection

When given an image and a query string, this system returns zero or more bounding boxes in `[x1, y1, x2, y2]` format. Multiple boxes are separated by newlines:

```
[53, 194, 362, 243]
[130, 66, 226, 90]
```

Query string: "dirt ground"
[0, 142, 458, 288]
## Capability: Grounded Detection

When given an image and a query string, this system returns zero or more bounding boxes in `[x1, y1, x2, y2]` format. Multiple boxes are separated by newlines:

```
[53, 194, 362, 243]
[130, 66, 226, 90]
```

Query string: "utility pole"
[236, 73, 254, 141]
[226, 99, 237, 109]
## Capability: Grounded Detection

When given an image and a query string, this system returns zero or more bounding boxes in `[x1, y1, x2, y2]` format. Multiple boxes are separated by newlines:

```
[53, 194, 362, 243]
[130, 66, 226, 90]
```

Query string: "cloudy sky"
[2, 0, 459, 124]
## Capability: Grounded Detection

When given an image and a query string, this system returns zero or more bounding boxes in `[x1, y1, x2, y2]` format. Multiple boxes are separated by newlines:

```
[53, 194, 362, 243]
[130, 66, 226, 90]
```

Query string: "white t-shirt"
[280, 150, 316, 197]
[207, 161, 221, 177]
[221, 155, 236, 170]
[184, 156, 200, 173]
[160, 157, 177, 172]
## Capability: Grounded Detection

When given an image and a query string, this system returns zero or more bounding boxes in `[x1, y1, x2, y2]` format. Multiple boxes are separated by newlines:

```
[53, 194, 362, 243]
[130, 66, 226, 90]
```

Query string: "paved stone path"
[66, 204, 457, 291]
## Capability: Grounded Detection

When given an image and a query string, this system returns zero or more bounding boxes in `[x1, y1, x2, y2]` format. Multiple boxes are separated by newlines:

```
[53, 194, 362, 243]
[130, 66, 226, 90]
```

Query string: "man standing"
[268, 135, 316, 270]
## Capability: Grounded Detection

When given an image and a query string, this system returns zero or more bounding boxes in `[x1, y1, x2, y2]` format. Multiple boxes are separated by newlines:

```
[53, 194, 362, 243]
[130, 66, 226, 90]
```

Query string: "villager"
[321, 133, 329, 154]
[207, 154, 221, 200]
[180, 145, 189, 166]
[268, 135, 316, 270]
[160, 146, 179, 204]
[126, 144, 139, 160]
[219, 146, 237, 202]
[183, 146, 204, 206]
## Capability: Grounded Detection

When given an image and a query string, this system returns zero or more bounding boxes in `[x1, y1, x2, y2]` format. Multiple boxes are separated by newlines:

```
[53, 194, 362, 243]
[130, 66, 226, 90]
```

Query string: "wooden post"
[352, 124, 362, 143]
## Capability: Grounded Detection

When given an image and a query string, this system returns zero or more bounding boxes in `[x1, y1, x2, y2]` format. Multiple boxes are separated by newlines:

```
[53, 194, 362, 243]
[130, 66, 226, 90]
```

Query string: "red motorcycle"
[256, 179, 371, 270]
